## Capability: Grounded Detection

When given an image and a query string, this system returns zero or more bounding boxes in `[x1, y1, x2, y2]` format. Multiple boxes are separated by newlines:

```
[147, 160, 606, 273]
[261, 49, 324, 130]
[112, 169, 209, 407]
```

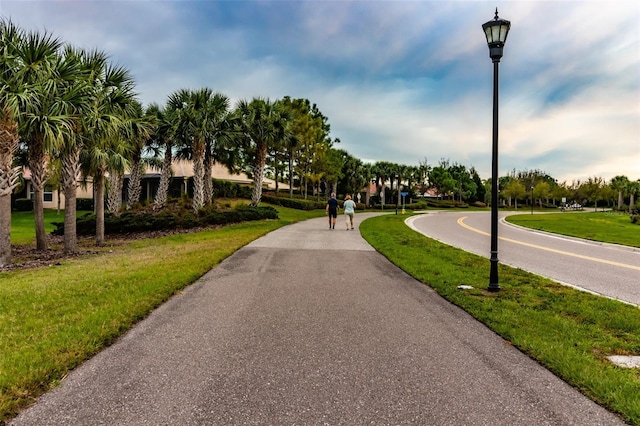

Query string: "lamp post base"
[488, 253, 500, 292]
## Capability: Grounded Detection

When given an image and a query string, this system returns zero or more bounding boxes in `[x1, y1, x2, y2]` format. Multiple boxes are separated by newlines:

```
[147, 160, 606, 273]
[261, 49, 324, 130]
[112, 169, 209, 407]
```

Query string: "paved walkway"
[11, 214, 624, 425]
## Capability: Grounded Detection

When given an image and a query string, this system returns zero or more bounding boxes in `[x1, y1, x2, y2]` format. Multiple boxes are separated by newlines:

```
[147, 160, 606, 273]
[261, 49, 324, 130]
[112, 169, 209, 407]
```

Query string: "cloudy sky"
[2, 0, 638, 183]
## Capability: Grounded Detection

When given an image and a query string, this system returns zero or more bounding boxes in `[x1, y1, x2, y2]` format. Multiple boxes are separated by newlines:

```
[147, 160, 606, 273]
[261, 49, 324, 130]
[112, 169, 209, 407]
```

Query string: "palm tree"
[202, 92, 231, 205]
[234, 97, 290, 207]
[0, 19, 25, 266]
[628, 180, 639, 213]
[79, 54, 137, 246]
[21, 33, 81, 250]
[169, 88, 227, 211]
[123, 101, 155, 209]
[148, 102, 175, 211]
[610, 175, 629, 210]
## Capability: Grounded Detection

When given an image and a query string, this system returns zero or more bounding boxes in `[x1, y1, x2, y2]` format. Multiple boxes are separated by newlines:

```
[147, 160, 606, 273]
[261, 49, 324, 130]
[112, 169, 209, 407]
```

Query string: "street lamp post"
[483, 8, 511, 292]
[531, 185, 534, 215]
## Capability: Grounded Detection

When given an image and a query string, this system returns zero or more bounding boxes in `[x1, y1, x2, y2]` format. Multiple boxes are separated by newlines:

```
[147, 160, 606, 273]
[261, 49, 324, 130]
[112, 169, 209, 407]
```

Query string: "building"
[13, 160, 287, 210]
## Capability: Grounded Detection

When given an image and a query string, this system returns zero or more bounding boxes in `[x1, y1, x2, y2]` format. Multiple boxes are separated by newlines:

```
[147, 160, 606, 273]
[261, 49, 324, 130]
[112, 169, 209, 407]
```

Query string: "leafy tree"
[533, 181, 551, 208]
[579, 176, 606, 210]
[234, 97, 290, 207]
[321, 145, 344, 198]
[429, 163, 456, 199]
[553, 181, 573, 207]
[470, 167, 485, 203]
[503, 179, 526, 209]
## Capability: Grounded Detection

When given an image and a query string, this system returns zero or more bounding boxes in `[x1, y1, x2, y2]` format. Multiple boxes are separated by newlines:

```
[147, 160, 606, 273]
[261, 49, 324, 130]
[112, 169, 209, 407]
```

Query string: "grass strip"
[10, 210, 83, 245]
[0, 206, 323, 422]
[360, 213, 640, 425]
[507, 211, 640, 248]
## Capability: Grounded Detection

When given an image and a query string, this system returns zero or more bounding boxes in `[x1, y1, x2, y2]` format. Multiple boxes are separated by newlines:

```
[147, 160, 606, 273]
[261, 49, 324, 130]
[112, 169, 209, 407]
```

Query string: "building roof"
[145, 160, 288, 189]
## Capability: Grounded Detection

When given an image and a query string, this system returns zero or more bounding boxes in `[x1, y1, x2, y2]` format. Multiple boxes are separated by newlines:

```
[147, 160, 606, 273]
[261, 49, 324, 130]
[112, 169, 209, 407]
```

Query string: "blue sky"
[2, 0, 638, 183]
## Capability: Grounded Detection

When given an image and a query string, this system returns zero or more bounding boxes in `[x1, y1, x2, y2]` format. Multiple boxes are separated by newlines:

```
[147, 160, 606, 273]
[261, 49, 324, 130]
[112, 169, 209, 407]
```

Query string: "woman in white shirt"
[343, 194, 356, 230]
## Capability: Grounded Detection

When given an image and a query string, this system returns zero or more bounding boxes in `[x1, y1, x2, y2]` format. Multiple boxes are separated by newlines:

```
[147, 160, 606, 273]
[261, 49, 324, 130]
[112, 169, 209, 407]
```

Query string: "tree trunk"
[251, 144, 267, 207]
[127, 159, 143, 209]
[28, 135, 48, 250]
[153, 143, 172, 211]
[203, 152, 213, 205]
[95, 169, 106, 246]
[62, 147, 81, 253]
[107, 170, 124, 216]
[0, 193, 11, 266]
[618, 191, 623, 210]
[288, 155, 294, 198]
[63, 182, 78, 253]
[0, 113, 20, 266]
[192, 142, 205, 211]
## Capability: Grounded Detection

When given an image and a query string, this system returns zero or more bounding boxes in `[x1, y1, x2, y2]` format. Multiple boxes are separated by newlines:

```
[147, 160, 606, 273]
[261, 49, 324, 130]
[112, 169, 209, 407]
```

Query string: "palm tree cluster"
[1, 19, 166, 267]
[0, 20, 339, 267]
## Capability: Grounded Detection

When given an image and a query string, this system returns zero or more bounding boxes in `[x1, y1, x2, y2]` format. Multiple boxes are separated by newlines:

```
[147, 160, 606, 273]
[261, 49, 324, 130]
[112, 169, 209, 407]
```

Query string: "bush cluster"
[261, 194, 325, 210]
[51, 205, 278, 236]
[76, 198, 94, 211]
[14, 198, 33, 211]
[212, 179, 252, 199]
[631, 214, 639, 225]
[421, 199, 469, 209]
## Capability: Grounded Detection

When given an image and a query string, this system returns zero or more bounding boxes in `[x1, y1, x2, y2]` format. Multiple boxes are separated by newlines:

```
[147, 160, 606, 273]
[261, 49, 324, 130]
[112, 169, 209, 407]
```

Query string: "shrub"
[76, 198, 94, 211]
[631, 214, 639, 225]
[212, 179, 251, 199]
[14, 198, 33, 212]
[261, 194, 324, 210]
[51, 204, 279, 236]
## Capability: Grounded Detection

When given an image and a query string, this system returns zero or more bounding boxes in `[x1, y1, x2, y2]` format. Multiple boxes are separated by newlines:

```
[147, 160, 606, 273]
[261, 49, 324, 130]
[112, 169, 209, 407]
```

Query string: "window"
[44, 186, 53, 202]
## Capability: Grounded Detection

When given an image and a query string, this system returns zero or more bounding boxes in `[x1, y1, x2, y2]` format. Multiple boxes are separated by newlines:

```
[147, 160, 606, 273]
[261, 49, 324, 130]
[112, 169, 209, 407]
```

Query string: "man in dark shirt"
[326, 193, 339, 229]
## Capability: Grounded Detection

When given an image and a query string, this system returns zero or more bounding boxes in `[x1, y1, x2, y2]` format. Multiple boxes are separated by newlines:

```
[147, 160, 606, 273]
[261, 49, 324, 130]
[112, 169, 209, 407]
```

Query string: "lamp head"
[482, 8, 511, 62]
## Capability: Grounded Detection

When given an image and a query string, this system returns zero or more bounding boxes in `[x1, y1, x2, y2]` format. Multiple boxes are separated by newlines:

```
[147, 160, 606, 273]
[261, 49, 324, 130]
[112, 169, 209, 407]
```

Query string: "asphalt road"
[10, 213, 624, 425]
[407, 211, 640, 306]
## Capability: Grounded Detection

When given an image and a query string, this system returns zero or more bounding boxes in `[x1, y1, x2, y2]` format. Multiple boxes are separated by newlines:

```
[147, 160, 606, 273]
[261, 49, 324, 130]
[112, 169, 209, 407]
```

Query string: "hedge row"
[261, 194, 326, 210]
[13, 198, 94, 212]
[212, 179, 252, 199]
[51, 205, 278, 236]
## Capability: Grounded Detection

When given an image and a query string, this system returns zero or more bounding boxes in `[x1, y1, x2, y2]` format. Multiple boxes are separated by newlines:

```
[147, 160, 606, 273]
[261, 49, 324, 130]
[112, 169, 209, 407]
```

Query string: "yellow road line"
[457, 216, 640, 272]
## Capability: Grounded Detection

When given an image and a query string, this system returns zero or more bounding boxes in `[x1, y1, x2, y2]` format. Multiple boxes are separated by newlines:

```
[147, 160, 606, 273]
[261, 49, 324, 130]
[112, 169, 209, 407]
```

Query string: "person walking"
[326, 193, 339, 229]
[343, 194, 356, 230]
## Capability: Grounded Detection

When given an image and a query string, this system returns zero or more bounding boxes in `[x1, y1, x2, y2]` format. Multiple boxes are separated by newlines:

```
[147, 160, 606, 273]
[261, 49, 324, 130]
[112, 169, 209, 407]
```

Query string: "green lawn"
[10, 209, 72, 245]
[506, 211, 640, 248]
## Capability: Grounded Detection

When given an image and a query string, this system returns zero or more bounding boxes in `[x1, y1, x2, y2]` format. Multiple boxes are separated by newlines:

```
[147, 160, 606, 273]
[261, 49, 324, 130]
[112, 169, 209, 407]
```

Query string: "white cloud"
[2, 0, 638, 182]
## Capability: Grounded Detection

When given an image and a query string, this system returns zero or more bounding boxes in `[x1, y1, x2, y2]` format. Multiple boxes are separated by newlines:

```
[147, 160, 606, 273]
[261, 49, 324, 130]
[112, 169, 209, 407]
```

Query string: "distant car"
[569, 203, 582, 209]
